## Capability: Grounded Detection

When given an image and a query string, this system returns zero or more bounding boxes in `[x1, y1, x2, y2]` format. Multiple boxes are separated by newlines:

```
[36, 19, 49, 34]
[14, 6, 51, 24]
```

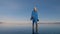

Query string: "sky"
[0, 0, 60, 23]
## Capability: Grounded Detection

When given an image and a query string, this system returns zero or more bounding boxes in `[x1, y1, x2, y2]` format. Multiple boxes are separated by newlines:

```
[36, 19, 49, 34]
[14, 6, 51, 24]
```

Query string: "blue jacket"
[31, 11, 39, 23]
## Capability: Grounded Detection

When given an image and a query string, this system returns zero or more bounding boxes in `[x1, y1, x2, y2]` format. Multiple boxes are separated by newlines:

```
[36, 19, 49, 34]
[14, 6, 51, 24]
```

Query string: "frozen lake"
[0, 23, 60, 34]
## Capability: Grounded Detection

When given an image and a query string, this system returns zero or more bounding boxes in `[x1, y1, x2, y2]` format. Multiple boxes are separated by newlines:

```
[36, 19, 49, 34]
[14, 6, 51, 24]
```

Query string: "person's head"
[33, 7, 37, 12]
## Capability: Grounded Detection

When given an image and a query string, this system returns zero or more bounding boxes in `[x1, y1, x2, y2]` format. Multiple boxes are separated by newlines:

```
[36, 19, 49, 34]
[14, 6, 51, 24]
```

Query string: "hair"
[33, 7, 37, 12]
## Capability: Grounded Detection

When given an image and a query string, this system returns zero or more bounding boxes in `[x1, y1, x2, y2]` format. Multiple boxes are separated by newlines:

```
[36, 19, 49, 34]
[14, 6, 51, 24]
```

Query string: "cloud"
[0, 15, 30, 23]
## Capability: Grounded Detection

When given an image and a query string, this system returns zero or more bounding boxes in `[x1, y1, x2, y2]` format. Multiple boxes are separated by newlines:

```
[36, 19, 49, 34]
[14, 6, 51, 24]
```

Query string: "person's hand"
[30, 16, 33, 20]
[37, 19, 39, 21]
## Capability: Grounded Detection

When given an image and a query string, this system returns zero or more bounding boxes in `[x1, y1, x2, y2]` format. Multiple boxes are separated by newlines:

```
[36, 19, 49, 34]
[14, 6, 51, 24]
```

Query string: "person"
[30, 7, 39, 34]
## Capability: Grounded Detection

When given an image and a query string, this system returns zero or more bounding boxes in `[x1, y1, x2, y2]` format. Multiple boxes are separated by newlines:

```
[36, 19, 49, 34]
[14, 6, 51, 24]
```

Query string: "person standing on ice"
[30, 7, 39, 33]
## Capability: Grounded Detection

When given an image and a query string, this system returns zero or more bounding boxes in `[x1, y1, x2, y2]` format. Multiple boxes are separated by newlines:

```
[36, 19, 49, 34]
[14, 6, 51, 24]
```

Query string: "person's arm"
[37, 12, 39, 21]
[30, 11, 33, 20]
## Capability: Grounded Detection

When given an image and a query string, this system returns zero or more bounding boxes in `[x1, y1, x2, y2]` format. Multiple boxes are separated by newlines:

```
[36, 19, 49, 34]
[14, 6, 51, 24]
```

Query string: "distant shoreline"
[38, 23, 60, 24]
[38, 22, 60, 24]
[0, 22, 60, 25]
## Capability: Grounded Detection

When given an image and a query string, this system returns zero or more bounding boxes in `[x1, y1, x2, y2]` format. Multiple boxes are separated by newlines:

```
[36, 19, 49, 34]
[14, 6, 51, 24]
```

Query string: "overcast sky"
[0, 0, 60, 23]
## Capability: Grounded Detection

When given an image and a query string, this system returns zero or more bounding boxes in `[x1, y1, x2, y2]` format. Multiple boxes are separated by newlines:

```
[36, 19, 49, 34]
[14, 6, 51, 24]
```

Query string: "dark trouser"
[32, 21, 38, 34]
